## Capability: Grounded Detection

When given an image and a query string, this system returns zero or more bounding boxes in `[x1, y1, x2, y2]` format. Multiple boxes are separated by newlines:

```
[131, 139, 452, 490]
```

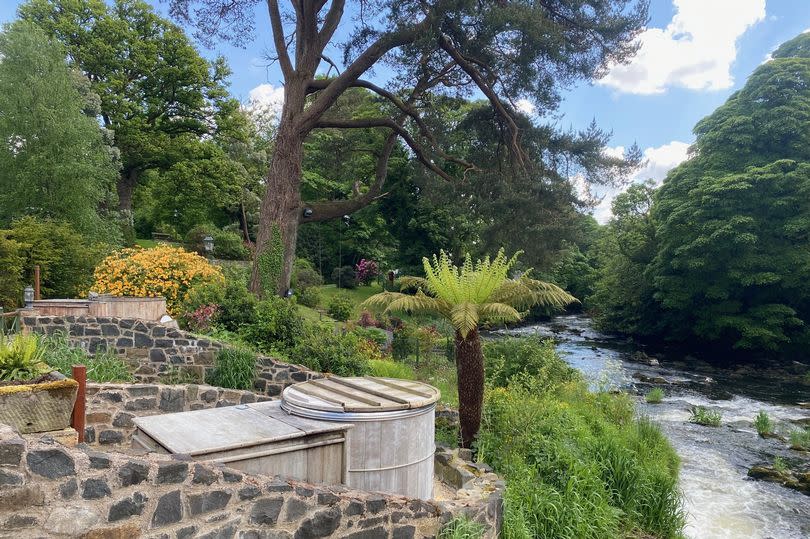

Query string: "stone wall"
[21, 315, 319, 397]
[82, 383, 274, 448]
[0, 423, 444, 539]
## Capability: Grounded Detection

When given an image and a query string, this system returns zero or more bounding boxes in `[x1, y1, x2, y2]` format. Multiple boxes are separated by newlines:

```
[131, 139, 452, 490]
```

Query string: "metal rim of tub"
[281, 400, 436, 422]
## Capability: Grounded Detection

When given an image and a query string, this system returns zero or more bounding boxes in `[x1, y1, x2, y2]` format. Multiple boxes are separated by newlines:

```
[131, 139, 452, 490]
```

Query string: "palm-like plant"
[363, 249, 576, 447]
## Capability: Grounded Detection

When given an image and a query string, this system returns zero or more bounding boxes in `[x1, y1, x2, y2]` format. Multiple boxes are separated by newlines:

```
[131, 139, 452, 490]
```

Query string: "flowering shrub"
[185, 304, 219, 333]
[355, 259, 379, 285]
[357, 310, 379, 328]
[92, 245, 224, 315]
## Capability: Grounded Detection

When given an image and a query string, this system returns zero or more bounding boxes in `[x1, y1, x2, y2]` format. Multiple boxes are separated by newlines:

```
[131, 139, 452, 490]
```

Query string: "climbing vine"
[257, 223, 284, 296]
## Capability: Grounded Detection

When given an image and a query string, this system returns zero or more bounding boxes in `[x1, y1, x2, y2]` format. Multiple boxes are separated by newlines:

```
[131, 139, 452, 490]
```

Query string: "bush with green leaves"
[352, 326, 388, 348]
[240, 297, 305, 352]
[368, 359, 416, 379]
[185, 225, 249, 260]
[0, 234, 24, 310]
[789, 427, 810, 450]
[284, 324, 371, 376]
[292, 258, 324, 289]
[295, 286, 321, 308]
[327, 293, 354, 322]
[689, 406, 722, 427]
[754, 411, 773, 437]
[478, 383, 684, 539]
[206, 348, 257, 390]
[181, 277, 258, 332]
[483, 336, 579, 391]
[330, 265, 357, 289]
[391, 324, 439, 361]
[0, 333, 49, 381]
[42, 333, 133, 383]
[645, 387, 665, 404]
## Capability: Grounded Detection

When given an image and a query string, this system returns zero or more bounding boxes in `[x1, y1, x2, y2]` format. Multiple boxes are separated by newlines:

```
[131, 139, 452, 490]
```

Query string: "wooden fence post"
[71, 365, 87, 443]
[34, 265, 40, 300]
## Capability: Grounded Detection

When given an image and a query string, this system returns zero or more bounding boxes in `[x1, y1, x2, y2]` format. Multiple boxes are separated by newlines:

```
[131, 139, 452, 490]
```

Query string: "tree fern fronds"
[451, 302, 479, 338]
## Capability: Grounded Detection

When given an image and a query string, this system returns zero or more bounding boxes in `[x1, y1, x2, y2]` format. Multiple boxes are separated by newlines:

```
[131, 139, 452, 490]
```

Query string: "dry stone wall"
[20, 315, 319, 397]
[0, 423, 445, 539]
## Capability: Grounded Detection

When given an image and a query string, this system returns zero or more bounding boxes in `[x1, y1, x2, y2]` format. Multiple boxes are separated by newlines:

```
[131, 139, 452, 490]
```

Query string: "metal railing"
[0, 308, 21, 336]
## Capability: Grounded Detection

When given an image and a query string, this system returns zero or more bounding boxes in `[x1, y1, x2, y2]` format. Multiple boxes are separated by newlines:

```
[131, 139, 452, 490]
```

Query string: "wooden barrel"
[282, 376, 440, 500]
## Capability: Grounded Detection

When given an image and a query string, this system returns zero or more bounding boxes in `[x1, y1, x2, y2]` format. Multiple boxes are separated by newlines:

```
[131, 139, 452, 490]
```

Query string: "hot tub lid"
[282, 376, 440, 414]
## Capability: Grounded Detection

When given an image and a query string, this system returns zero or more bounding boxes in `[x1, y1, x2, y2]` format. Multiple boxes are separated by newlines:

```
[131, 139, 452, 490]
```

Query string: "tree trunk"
[455, 328, 485, 449]
[250, 79, 308, 297]
[117, 168, 138, 245]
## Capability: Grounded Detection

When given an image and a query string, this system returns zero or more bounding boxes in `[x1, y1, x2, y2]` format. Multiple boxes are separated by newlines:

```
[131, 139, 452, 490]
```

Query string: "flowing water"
[496, 315, 810, 539]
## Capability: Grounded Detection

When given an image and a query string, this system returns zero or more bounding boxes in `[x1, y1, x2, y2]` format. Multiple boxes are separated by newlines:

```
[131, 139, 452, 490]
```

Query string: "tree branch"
[318, 0, 345, 48]
[267, 0, 294, 78]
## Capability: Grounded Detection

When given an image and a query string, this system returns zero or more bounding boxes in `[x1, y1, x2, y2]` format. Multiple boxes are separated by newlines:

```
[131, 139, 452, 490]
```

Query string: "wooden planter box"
[0, 373, 78, 434]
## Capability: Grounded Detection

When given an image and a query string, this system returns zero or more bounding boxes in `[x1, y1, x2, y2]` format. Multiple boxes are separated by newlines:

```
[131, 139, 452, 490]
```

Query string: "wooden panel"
[283, 376, 439, 413]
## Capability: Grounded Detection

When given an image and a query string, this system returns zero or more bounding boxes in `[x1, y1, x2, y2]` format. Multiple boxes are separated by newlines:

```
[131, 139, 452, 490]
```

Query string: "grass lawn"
[317, 283, 385, 318]
[135, 238, 158, 248]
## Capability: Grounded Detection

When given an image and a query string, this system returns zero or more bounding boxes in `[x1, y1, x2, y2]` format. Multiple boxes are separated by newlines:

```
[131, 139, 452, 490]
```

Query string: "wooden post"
[33, 265, 40, 300]
[71, 365, 87, 443]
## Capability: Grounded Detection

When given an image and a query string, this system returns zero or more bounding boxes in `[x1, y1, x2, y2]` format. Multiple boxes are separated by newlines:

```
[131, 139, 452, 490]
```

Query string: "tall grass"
[477, 342, 684, 539]
[689, 406, 722, 427]
[43, 332, 133, 383]
[438, 516, 485, 539]
[206, 348, 257, 390]
[754, 411, 773, 437]
[645, 387, 665, 404]
[368, 359, 416, 379]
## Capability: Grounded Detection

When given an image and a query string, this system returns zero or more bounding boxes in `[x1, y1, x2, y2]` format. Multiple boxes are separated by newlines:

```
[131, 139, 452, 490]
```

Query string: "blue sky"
[2, 0, 809, 220]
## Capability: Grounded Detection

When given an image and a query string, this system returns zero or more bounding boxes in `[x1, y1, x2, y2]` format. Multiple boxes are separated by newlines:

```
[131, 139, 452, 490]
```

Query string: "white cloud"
[244, 83, 285, 131]
[515, 98, 536, 115]
[599, 0, 765, 94]
[591, 141, 690, 223]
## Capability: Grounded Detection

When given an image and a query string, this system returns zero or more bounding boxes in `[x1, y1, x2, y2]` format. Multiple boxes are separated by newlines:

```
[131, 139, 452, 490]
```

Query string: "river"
[497, 315, 810, 539]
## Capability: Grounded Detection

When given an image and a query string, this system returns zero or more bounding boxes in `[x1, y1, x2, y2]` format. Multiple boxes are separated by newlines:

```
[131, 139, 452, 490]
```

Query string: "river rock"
[748, 465, 810, 495]
[632, 372, 670, 384]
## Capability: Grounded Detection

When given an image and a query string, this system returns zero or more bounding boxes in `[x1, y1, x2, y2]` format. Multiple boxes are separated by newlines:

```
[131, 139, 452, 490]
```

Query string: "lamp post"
[338, 215, 350, 289]
[202, 235, 214, 259]
[23, 286, 34, 308]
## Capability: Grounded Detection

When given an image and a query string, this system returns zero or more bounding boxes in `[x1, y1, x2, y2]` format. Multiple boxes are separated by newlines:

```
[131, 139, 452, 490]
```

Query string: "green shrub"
[42, 332, 133, 383]
[437, 516, 485, 539]
[478, 384, 684, 539]
[327, 293, 354, 321]
[689, 406, 722, 427]
[645, 387, 665, 404]
[789, 427, 810, 450]
[285, 324, 371, 376]
[0, 333, 49, 381]
[206, 348, 257, 390]
[483, 336, 579, 392]
[352, 326, 388, 348]
[0, 234, 24, 310]
[185, 225, 249, 260]
[217, 278, 258, 332]
[240, 297, 304, 352]
[292, 259, 324, 289]
[331, 265, 357, 288]
[773, 456, 788, 473]
[369, 359, 416, 379]
[392, 324, 439, 361]
[754, 411, 773, 437]
[296, 286, 321, 308]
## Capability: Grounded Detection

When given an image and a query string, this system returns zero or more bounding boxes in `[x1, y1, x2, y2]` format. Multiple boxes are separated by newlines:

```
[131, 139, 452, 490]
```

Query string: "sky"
[2, 0, 809, 222]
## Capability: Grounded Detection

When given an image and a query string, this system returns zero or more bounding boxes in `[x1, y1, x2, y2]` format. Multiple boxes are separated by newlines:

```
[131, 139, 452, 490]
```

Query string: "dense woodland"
[0, 0, 808, 364]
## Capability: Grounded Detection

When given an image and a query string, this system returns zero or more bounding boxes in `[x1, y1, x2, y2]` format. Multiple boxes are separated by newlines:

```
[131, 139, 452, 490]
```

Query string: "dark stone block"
[346, 528, 387, 539]
[133, 321, 149, 333]
[128, 385, 159, 397]
[101, 324, 120, 336]
[359, 516, 387, 529]
[98, 391, 124, 402]
[69, 324, 85, 337]
[0, 469, 23, 486]
[365, 496, 386, 514]
[125, 397, 157, 411]
[193, 464, 218, 485]
[283, 498, 309, 522]
[0, 438, 24, 466]
[188, 490, 232, 515]
[82, 478, 112, 499]
[266, 479, 293, 493]
[112, 412, 135, 428]
[294, 486, 314, 497]
[293, 507, 341, 539]
[291, 371, 310, 382]
[85, 326, 102, 336]
[152, 326, 166, 338]
[176, 525, 197, 539]
[250, 497, 284, 525]
[84, 426, 96, 443]
[317, 492, 339, 506]
[390, 512, 407, 523]
[119, 460, 150, 487]
[197, 523, 237, 539]
[201, 389, 219, 403]
[222, 469, 242, 482]
[59, 478, 78, 498]
[345, 501, 364, 516]
[166, 329, 183, 339]
[265, 384, 283, 397]
[119, 318, 136, 329]
[239, 486, 262, 500]
[152, 490, 183, 527]
[174, 339, 189, 346]
[4, 514, 38, 528]
[150, 349, 167, 362]
[156, 462, 188, 484]
[392, 526, 415, 539]
[253, 379, 267, 392]
[169, 354, 186, 365]
[240, 392, 257, 404]
[26, 448, 75, 479]
[99, 430, 124, 445]
[154, 338, 173, 348]
[159, 388, 186, 413]
[116, 337, 134, 348]
[88, 451, 112, 469]
[109, 492, 148, 522]
[134, 332, 154, 347]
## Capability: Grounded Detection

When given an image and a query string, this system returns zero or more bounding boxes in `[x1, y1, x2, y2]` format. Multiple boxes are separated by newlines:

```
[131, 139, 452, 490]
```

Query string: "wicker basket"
[0, 373, 78, 434]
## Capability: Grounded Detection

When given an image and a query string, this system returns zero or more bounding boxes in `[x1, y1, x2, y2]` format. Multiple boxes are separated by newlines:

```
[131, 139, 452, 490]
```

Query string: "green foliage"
[42, 333, 133, 383]
[689, 406, 722, 427]
[292, 259, 324, 290]
[437, 516, 485, 539]
[159, 365, 203, 385]
[754, 411, 773, 437]
[483, 336, 579, 391]
[206, 348, 257, 390]
[645, 388, 665, 404]
[351, 326, 388, 348]
[772, 456, 789, 473]
[327, 294, 354, 322]
[283, 325, 371, 376]
[0, 21, 120, 240]
[258, 224, 284, 296]
[368, 359, 417, 380]
[0, 234, 24, 310]
[6, 217, 110, 300]
[0, 333, 49, 381]
[479, 384, 684, 539]
[331, 266, 358, 289]
[788, 427, 810, 450]
[391, 324, 438, 361]
[240, 297, 304, 352]
[295, 286, 321, 308]
[184, 225, 249, 260]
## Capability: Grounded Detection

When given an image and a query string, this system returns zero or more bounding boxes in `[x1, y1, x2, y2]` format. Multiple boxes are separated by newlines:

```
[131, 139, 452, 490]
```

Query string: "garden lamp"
[24, 286, 34, 307]
[203, 235, 214, 254]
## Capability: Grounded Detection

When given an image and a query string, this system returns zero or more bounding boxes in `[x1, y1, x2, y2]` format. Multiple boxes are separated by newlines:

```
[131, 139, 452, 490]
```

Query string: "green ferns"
[0, 333, 49, 381]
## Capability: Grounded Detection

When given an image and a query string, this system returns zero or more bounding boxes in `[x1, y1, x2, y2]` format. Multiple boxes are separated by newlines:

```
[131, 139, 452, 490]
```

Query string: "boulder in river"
[748, 465, 810, 496]
[632, 372, 670, 384]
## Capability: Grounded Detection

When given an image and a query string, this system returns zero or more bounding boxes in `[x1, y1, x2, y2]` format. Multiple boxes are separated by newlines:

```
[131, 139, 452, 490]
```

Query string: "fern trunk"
[455, 327, 484, 448]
